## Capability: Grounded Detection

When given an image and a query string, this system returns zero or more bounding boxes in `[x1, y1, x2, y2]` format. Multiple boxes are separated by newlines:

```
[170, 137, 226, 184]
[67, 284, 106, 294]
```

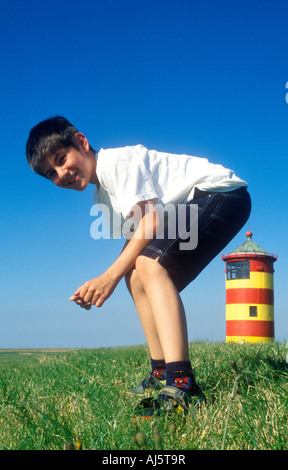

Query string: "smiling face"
[40, 133, 97, 190]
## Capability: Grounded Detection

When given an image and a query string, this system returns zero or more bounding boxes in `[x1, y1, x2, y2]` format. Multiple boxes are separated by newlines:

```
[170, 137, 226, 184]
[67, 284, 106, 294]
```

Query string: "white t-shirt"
[93, 145, 247, 237]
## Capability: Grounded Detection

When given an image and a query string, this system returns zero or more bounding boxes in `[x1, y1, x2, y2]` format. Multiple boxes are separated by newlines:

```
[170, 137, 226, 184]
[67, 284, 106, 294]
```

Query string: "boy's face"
[40, 133, 97, 190]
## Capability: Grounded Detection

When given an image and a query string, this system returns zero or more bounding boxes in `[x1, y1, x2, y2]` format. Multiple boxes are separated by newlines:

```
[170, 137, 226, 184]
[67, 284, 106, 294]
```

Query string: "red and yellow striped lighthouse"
[222, 231, 278, 343]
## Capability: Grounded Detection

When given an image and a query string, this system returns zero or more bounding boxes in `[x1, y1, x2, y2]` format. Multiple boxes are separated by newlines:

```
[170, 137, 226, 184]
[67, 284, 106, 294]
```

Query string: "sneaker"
[158, 384, 206, 412]
[134, 384, 206, 417]
[131, 371, 165, 394]
[134, 396, 162, 418]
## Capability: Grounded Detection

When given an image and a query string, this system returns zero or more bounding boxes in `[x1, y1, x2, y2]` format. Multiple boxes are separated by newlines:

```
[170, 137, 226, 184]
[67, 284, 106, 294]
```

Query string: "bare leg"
[125, 268, 164, 360]
[126, 256, 190, 364]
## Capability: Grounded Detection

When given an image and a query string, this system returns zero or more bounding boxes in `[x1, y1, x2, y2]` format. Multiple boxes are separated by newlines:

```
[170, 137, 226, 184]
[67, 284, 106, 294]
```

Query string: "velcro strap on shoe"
[158, 385, 190, 411]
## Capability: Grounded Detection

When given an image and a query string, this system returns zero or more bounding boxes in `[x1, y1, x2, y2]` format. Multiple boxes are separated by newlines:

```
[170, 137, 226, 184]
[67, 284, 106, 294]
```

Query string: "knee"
[134, 255, 162, 283]
[125, 257, 158, 296]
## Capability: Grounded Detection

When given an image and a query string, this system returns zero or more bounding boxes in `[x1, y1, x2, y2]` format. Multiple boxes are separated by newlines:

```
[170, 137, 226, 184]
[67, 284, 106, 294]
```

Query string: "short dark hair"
[26, 116, 80, 178]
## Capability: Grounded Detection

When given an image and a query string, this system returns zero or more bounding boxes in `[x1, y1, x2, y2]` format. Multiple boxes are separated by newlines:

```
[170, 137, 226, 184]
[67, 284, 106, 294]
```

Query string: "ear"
[74, 132, 90, 153]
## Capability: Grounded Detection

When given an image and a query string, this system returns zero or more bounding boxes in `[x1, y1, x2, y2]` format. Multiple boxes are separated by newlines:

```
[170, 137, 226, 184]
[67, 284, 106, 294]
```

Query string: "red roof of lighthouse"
[222, 231, 278, 262]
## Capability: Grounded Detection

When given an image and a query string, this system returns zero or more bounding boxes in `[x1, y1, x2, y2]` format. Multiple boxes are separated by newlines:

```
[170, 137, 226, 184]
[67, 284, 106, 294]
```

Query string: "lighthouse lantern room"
[222, 231, 278, 343]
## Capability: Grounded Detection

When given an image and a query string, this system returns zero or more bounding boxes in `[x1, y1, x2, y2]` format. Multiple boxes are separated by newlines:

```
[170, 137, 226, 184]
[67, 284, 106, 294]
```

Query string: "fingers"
[69, 290, 81, 301]
[72, 283, 95, 304]
[71, 293, 104, 309]
[72, 284, 104, 307]
[69, 275, 112, 309]
[80, 303, 92, 310]
[69, 288, 102, 309]
[69, 291, 92, 310]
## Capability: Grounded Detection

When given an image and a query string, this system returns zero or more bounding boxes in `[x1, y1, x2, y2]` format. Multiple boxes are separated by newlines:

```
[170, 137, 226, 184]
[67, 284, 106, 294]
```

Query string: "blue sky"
[1, 0, 287, 348]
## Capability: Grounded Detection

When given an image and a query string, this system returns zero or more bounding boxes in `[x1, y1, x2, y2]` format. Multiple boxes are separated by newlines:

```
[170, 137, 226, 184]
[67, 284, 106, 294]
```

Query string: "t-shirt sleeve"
[100, 159, 159, 219]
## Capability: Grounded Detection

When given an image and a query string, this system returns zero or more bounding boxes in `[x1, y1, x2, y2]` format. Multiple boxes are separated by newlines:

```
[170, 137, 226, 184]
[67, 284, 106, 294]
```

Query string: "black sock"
[150, 358, 166, 380]
[166, 360, 198, 395]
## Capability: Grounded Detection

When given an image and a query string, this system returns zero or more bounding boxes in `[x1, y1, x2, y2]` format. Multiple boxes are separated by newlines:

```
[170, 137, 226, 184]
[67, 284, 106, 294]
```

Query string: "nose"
[56, 167, 70, 185]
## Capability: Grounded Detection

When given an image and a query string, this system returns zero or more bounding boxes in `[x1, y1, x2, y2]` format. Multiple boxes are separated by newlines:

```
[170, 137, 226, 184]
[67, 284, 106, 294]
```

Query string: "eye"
[48, 169, 57, 181]
[58, 154, 66, 165]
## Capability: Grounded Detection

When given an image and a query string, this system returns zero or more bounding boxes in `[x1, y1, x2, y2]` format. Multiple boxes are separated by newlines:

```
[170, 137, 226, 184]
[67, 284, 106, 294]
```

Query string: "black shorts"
[139, 187, 251, 292]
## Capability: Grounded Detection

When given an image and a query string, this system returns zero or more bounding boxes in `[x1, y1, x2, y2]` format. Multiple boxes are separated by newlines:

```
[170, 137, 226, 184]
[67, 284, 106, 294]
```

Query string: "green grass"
[0, 342, 288, 450]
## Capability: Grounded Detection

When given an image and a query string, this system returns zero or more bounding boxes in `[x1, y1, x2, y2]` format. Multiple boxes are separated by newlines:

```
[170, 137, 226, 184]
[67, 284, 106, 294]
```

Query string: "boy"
[26, 116, 251, 415]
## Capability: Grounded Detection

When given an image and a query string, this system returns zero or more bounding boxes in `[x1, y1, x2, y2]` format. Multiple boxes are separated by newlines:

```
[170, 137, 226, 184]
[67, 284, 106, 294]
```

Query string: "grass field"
[0, 342, 287, 451]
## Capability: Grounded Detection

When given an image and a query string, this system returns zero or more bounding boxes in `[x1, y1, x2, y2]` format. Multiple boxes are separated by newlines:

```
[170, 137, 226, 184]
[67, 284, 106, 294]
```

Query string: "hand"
[69, 271, 118, 309]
